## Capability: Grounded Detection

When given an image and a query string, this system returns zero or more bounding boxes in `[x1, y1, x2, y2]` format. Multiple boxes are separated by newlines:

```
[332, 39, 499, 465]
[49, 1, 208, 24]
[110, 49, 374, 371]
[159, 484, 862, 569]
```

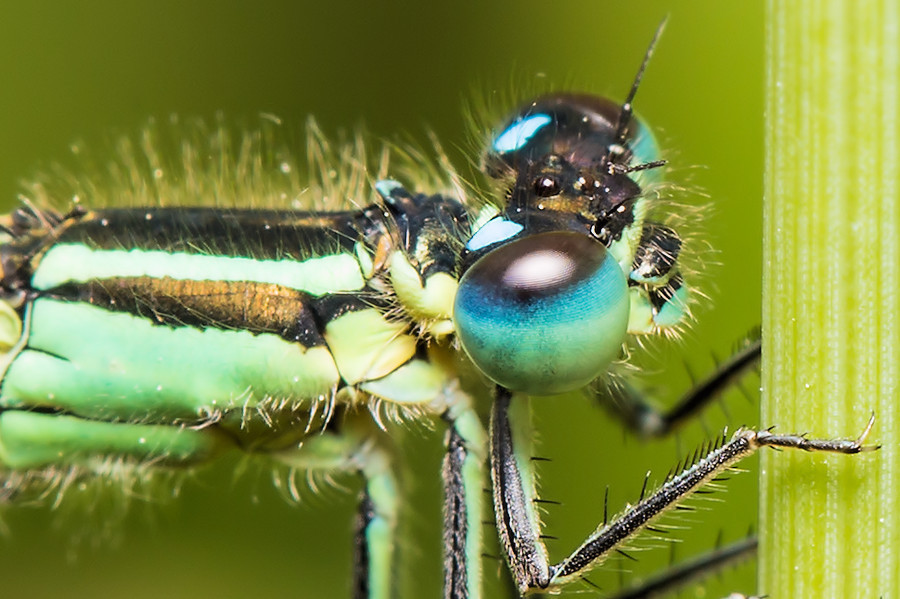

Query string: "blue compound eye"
[453, 232, 629, 395]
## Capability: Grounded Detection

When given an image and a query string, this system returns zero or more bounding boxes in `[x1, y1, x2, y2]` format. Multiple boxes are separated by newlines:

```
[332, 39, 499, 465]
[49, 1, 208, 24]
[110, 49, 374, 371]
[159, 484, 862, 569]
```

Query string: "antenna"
[611, 17, 668, 149]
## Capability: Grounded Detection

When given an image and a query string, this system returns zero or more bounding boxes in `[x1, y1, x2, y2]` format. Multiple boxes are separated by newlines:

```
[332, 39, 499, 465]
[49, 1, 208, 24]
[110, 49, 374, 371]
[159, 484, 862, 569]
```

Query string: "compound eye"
[532, 175, 561, 197]
[453, 232, 630, 395]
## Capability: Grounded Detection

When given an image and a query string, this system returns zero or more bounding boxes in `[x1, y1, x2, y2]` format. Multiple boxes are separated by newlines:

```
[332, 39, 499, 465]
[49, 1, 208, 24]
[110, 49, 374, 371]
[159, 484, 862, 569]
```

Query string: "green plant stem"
[761, 1, 899, 597]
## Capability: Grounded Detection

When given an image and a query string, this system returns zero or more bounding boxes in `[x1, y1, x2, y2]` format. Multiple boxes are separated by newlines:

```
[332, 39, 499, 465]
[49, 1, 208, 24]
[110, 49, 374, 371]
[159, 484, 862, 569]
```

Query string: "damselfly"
[0, 18, 876, 599]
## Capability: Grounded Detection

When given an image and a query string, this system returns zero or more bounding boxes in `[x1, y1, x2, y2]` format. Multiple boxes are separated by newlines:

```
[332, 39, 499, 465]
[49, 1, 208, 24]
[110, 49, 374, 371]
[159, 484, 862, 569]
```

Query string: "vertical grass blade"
[761, 1, 900, 597]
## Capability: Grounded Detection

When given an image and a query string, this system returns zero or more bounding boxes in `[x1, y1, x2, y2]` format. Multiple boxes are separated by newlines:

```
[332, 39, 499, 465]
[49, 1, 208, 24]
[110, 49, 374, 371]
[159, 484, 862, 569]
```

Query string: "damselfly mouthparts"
[0, 20, 876, 599]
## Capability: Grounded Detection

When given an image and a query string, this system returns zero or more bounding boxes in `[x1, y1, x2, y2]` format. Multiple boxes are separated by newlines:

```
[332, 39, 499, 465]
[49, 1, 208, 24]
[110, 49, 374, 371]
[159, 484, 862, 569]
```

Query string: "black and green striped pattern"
[0, 193, 466, 468]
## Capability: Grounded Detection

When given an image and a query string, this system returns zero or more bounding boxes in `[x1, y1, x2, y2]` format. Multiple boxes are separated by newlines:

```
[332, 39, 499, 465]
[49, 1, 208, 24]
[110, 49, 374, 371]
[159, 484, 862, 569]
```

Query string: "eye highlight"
[453, 231, 630, 395]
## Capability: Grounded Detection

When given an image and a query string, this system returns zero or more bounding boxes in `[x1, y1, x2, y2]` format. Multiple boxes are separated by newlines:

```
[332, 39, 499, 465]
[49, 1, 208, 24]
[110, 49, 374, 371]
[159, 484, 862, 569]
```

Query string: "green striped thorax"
[0, 194, 470, 470]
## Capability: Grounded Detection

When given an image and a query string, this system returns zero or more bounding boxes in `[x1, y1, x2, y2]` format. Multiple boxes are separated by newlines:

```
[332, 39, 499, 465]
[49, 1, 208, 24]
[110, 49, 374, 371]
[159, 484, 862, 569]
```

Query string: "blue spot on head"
[375, 179, 404, 199]
[492, 114, 553, 154]
[465, 218, 524, 252]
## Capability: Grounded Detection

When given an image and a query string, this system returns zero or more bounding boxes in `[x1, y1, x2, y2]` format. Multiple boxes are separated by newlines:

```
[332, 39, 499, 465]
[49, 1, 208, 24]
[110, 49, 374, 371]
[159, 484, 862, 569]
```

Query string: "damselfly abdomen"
[0, 22, 876, 599]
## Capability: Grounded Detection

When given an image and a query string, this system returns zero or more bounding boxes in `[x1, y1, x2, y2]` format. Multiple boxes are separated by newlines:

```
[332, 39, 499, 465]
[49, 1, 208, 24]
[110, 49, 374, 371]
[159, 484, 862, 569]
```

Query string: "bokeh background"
[0, 2, 763, 597]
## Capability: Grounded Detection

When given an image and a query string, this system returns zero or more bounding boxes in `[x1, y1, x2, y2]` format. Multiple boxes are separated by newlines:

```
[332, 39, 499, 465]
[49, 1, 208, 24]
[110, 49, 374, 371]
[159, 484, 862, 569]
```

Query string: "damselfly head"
[452, 20, 681, 394]
[476, 19, 668, 247]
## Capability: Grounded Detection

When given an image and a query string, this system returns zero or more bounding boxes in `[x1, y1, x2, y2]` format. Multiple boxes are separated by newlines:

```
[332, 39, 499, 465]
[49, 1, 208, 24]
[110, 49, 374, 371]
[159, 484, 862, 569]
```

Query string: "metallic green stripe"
[32, 244, 365, 296]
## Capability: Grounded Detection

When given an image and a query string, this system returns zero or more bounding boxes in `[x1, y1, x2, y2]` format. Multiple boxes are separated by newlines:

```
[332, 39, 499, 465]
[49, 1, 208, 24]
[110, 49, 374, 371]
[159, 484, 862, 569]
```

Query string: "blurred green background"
[0, 1, 763, 597]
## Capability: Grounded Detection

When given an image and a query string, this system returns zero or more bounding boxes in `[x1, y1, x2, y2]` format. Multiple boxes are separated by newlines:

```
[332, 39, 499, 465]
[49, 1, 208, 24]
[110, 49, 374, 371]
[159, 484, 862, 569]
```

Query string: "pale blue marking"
[492, 114, 552, 153]
[465, 218, 523, 252]
[375, 179, 403, 200]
